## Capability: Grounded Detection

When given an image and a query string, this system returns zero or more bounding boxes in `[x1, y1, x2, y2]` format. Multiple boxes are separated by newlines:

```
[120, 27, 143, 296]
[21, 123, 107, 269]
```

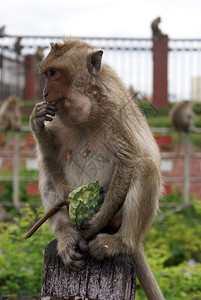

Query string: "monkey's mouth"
[49, 97, 65, 106]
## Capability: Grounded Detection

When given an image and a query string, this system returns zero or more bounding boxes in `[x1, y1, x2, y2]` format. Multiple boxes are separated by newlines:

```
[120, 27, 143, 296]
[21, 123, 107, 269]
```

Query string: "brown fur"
[30, 38, 164, 300]
[151, 17, 163, 37]
[0, 95, 21, 131]
[170, 100, 195, 133]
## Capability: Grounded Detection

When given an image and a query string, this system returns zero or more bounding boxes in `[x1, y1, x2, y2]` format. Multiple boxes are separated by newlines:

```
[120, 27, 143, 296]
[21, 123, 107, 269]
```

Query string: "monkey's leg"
[31, 101, 89, 270]
[89, 157, 161, 258]
[89, 157, 164, 299]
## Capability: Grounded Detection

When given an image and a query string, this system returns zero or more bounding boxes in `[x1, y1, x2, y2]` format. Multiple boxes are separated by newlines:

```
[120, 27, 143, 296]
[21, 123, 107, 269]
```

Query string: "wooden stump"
[41, 240, 136, 300]
[0, 297, 86, 300]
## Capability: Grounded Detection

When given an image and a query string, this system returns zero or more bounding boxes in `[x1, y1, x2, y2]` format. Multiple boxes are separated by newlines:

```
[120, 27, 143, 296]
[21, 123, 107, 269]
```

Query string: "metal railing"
[0, 35, 153, 101]
[0, 126, 37, 208]
[1, 35, 201, 102]
[168, 38, 201, 101]
[0, 127, 201, 208]
[152, 127, 201, 205]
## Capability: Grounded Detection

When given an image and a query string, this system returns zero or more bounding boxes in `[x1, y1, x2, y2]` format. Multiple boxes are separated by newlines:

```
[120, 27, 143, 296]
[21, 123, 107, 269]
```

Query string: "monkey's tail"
[133, 246, 165, 300]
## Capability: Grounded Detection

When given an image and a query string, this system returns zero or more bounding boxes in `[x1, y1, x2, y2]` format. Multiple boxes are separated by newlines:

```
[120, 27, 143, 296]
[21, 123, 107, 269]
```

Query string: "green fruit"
[50, 97, 64, 106]
[68, 181, 104, 228]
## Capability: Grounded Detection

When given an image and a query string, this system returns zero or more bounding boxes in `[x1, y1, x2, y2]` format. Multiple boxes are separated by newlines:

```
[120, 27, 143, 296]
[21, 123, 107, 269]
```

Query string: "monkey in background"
[151, 17, 163, 38]
[170, 100, 195, 133]
[170, 100, 195, 160]
[0, 95, 21, 132]
[30, 38, 164, 300]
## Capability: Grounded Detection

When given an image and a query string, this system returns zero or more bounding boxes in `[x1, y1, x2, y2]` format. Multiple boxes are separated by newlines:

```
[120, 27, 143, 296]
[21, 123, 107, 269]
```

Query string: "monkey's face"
[40, 39, 104, 126]
[43, 68, 69, 104]
[7, 97, 18, 111]
[42, 67, 92, 125]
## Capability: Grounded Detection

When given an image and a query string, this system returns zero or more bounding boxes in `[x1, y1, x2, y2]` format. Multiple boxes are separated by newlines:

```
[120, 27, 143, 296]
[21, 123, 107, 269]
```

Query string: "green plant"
[0, 205, 54, 296]
[136, 197, 201, 300]
[192, 102, 201, 115]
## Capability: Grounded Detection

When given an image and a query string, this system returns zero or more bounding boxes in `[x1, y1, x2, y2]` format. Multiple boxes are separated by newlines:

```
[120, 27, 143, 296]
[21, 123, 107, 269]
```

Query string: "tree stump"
[41, 240, 136, 300]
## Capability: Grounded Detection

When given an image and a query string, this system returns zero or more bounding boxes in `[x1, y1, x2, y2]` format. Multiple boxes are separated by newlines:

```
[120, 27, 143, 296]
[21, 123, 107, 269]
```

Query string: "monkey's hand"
[80, 213, 108, 240]
[30, 101, 57, 131]
[57, 230, 89, 271]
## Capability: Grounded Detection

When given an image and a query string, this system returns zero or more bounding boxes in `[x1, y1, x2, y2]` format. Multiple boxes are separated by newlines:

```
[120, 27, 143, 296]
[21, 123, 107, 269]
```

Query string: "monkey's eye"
[45, 68, 57, 77]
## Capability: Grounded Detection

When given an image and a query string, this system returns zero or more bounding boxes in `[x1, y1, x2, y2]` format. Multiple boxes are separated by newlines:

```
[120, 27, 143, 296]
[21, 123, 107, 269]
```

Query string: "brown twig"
[24, 198, 70, 240]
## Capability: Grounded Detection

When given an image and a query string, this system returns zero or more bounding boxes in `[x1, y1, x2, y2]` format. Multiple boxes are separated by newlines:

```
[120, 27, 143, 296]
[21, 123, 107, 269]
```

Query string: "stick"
[24, 198, 70, 240]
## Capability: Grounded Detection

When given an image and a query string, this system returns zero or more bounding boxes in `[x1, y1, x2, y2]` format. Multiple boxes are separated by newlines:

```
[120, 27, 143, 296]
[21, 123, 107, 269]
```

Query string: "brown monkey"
[151, 17, 163, 38]
[0, 95, 21, 132]
[170, 100, 195, 159]
[0, 25, 6, 37]
[30, 38, 164, 300]
[170, 100, 195, 133]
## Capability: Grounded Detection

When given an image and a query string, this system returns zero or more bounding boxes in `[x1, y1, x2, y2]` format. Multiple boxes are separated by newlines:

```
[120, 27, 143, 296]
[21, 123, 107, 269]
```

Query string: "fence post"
[13, 132, 20, 209]
[41, 239, 136, 300]
[152, 23, 169, 108]
[184, 132, 190, 204]
[24, 55, 40, 100]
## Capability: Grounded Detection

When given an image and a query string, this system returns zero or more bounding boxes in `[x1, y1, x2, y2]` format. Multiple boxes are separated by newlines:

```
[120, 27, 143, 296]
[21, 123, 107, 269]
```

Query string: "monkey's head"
[6, 96, 20, 111]
[39, 38, 104, 126]
[170, 100, 195, 133]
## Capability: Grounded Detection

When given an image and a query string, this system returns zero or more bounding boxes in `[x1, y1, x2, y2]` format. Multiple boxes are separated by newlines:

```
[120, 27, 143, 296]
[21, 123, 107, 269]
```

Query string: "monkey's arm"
[82, 143, 134, 239]
[31, 102, 69, 200]
[30, 101, 57, 151]
[30, 102, 88, 270]
[39, 158, 88, 270]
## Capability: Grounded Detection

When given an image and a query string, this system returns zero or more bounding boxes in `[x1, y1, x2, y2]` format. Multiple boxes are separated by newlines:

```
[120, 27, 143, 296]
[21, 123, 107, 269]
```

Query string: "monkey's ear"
[88, 50, 103, 74]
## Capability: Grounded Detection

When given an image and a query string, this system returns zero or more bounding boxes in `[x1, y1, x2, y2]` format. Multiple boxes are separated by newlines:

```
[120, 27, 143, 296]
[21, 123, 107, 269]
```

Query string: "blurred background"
[0, 1, 201, 299]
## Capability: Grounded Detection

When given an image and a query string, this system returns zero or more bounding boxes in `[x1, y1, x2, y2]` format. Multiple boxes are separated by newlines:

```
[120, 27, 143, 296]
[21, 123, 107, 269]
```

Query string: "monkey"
[170, 100, 195, 160]
[170, 100, 195, 133]
[35, 46, 44, 62]
[30, 38, 164, 300]
[0, 25, 6, 37]
[14, 37, 23, 56]
[0, 95, 21, 132]
[151, 17, 163, 38]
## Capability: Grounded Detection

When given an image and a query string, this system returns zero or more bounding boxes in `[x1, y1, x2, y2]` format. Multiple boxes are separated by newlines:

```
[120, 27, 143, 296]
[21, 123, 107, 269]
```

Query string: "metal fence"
[0, 127, 201, 209]
[168, 39, 201, 101]
[0, 127, 37, 208]
[0, 36, 153, 101]
[0, 48, 24, 100]
[1, 35, 201, 102]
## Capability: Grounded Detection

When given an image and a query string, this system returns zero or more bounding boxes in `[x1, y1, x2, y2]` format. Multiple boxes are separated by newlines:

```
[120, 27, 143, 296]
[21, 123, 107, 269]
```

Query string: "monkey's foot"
[89, 233, 125, 260]
[57, 234, 88, 271]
